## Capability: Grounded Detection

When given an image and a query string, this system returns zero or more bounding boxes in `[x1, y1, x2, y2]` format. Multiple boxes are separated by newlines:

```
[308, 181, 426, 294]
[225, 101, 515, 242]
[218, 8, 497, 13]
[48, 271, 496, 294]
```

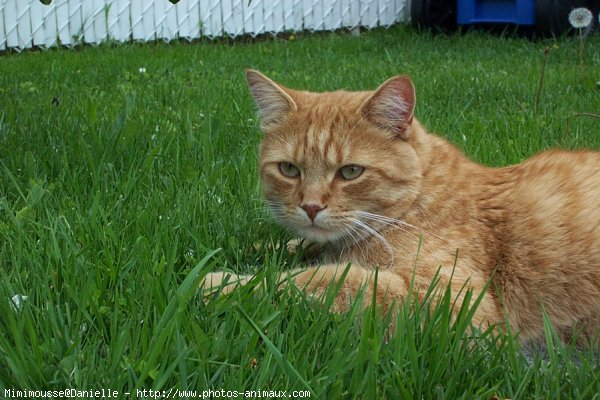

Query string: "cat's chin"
[296, 226, 344, 244]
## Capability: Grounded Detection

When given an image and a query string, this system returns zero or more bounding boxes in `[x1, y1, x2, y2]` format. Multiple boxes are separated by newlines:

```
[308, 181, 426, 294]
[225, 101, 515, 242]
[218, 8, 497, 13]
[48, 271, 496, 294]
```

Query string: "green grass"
[1, 26, 600, 398]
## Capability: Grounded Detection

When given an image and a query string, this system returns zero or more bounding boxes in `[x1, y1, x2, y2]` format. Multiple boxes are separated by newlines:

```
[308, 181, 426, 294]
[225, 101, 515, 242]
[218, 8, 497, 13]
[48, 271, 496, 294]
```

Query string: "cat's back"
[516, 148, 600, 185]
[499, 148, 600, 255]
[493, 149, 600, 338]
[510, 149, 600, 229]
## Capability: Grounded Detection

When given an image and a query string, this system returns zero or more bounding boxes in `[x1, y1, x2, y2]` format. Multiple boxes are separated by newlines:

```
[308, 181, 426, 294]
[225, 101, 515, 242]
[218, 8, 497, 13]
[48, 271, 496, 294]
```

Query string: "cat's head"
[246, 70, 425, 244]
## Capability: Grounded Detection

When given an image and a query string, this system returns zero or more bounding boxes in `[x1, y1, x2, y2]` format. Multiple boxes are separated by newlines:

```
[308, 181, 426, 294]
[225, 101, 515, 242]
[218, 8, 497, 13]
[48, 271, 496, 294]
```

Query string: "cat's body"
[202, 71, 600, 342]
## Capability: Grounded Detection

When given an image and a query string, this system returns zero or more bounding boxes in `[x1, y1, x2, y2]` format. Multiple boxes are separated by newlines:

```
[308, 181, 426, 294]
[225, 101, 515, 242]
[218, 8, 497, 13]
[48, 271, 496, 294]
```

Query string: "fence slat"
[154, 1, 177, 41]
[201, 1, 223, 37]
[241, 0, 254, 35]
[143, 1, 156, 41]
[153, 0, 165, 40]
[4, 1, 18, 49]
[55, 1, 69, 45]
[95, 0, 108, 43]
[324, 0, 342, 31]
[178, 0, 199, 40]
[17, 2, 33, 49]
[394, 0, 406, 23]
[282, 0, 294, 31]
[302, 0, 313, 30]
[342, 0, 359, 28]
[0, 0, 408, 52]
[131, 0, 143, 40]
[264, 0, 283, 33]
[82, 0, 105, 44]
[247, 0, 264, 36]
[230, 0, 244, 37]
[42, 2, 57, 48]
[380, 0, 396, 26]
[82, 1, 96, 44]
[312, 0, 325, 31]
[68, 0, 84, 44]
[30, 1, 46, 47]
[221, 0, 235, 37]
[361, 0, 379, 28]
[0, 3, 5, 50]
[107, 0, 130, 42]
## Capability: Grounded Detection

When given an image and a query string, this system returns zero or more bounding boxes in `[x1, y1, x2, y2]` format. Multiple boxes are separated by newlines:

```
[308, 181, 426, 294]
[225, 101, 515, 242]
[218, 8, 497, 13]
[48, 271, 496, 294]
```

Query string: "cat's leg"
[201, 261, 501, 325]
[201, 271, 253, 295]
[286, 264, 409, 313]
[201, 264, 408, 313]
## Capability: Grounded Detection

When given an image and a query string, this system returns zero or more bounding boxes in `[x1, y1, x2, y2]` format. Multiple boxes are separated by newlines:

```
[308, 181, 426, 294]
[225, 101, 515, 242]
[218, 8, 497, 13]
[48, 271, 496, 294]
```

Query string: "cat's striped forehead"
[262, 103, 367, 171]
[295, 121, 349, 170]
[265, 91, 365, 158]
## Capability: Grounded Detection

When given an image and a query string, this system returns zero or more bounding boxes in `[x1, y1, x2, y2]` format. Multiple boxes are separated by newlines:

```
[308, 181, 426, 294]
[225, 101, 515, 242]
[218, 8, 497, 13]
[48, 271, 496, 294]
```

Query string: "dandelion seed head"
[568, 7, 593, 29]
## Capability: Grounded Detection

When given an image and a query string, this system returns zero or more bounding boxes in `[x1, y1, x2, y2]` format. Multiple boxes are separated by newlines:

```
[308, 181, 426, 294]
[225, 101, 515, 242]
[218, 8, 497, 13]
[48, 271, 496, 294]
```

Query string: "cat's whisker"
[342, 221, 371, 264]
[262, 200, 286, 209]
[356, 211, 448, 242]
[337, 223, 357, 262]
[356, 212, 493, 268]
[356, 213, 420, 240]
[352, 221, 387, 265]
[350, 218, 390, 248]
[348, 217, 394, 266]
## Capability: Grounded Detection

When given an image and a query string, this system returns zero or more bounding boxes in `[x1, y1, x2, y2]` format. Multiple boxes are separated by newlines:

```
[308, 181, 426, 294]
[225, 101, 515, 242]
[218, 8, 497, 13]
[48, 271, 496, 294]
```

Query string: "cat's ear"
[361, 75, 415, 140]
[245, 69, 298, 130]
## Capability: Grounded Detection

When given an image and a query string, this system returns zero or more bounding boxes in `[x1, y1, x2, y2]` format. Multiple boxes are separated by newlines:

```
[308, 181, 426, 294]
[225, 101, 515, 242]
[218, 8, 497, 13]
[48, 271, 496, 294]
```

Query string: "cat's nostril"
[301, 204, 326, 222]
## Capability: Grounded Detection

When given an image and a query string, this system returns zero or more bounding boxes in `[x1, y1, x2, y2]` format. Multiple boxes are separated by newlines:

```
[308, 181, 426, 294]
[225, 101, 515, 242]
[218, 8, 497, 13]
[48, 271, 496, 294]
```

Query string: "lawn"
[1, 26, 600, 398]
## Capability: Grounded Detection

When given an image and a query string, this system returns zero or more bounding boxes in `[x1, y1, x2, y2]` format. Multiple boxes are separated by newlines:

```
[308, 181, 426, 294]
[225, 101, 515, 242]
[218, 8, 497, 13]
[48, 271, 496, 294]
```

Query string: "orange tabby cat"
[202, 70, 600, 342]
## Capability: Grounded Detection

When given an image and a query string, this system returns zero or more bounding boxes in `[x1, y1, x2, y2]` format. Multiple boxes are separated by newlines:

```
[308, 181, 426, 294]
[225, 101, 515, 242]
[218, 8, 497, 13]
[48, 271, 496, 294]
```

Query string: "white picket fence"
[0, 0, 408, 52]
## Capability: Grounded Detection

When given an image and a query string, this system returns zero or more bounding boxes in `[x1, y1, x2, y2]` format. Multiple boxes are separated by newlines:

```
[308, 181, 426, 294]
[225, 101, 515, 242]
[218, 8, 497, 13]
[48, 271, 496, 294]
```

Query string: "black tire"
[535, 0, 596, 36]
[410, 0, 458, 32]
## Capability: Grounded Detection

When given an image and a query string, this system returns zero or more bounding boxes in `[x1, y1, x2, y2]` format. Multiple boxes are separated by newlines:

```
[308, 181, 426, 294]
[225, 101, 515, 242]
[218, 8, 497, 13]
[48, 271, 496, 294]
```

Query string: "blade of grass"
[234, 303, 314, 395]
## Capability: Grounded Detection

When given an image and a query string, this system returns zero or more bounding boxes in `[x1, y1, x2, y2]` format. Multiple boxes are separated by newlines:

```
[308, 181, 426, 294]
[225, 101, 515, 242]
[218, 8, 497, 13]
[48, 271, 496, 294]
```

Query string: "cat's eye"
[339, 164, 364, 180]
[278, 162, 301, 178]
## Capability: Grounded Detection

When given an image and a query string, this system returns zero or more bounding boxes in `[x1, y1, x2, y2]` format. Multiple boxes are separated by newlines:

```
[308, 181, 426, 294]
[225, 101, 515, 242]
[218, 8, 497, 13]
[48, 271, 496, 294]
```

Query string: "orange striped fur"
[202, 70, 600, 342]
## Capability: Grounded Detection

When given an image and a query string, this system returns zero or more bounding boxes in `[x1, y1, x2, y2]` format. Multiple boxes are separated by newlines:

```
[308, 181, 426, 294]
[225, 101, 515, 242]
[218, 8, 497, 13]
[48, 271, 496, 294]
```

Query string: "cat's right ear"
[245, 69, 298, 130]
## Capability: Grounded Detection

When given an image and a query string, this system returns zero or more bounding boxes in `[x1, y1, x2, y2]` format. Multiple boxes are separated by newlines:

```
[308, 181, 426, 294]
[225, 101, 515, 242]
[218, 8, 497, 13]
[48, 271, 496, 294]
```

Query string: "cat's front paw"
[200, 272, 249, 296]
[286, 239, 323, 261]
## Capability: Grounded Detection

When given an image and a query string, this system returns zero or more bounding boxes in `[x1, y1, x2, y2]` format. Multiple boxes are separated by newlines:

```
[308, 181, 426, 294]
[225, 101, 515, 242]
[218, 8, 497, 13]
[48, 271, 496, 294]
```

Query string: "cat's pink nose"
[301, 204, 325, 222]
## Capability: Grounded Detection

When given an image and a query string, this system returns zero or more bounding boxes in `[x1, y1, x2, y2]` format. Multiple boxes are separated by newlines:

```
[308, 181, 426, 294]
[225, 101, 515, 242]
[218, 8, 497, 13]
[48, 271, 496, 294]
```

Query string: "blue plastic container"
[457, 0, 536, 25]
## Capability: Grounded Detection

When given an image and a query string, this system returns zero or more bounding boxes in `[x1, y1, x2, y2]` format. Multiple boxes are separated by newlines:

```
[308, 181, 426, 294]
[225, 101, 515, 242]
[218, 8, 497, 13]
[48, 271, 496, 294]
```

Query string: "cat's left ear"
[361, 75, 415, 140]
